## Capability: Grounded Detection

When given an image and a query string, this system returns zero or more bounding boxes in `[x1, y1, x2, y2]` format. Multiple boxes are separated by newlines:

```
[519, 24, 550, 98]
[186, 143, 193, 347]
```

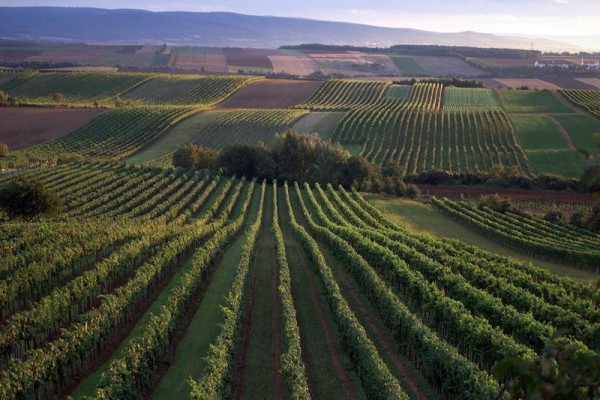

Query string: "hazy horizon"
[3, 0, 600, 37]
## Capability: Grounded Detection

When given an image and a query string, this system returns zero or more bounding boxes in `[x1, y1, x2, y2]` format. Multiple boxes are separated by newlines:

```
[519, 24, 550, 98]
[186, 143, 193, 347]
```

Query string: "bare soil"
[0, 107, 105, 150]
[217, 79, 323, 109]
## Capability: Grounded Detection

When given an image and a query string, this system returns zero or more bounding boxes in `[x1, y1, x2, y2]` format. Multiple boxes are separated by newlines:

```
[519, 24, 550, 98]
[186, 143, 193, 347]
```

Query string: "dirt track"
[217, 79, 323, 109]
[0, 107, 105, 150]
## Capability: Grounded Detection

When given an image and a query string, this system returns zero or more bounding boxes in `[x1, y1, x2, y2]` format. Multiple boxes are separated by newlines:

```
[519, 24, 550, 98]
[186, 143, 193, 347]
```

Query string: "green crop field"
[334, 83, 531, 174]
[554, 114, 600, 153]
[191, 108, 308, 149]
[1, 162, 598, 400]
[443, 87, 501, 111]
[510, 114, 570, 150]
[120, 74, 256, 105]
[1, 71, 151, 104]
[296, 79, 389, 110]
[496, 90, 573, 114]
[389, 56, 431, 75]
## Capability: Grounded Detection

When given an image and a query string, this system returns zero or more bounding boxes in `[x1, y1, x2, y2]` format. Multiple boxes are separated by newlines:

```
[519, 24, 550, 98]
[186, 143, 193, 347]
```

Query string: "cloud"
[554, 0, 569, 3]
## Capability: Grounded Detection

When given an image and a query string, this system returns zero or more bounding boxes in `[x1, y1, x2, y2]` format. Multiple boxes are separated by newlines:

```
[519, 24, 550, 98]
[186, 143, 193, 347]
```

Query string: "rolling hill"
[0, 7, 580, 51]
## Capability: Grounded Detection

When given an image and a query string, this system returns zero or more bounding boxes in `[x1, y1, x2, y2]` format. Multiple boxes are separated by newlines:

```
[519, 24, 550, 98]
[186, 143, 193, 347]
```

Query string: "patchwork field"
[290, 111, 346, 140]
[217, 79, 323, 109]
[268, 54, 320, 76]
[494, 79, 561, 91]
[2, 66, 600, 400]
[509, 114, 585, 178]
[0, 108, 105, 150]
[411, 56, 485, 76]
[389, 56, 431, 75]
[191, 109, 308, 149]
[497, 89, 574, 113]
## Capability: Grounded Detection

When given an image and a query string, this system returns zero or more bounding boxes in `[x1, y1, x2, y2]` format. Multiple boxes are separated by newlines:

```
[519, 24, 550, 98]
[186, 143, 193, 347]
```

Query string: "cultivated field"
[268, 54, 320, 76]
[0, 108, 105, 150]
[1, 66, 600, 400]
[191, 109, 308, 149]
[0, 163, 598, 400]
[494, 79, 561, 91]
[411, 56, 485, 76]
[217, 79, 323, 109]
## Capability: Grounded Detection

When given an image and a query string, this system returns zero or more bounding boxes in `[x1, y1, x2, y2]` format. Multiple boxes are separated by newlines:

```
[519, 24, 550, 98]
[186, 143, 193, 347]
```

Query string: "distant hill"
[0, 7, 581, 52]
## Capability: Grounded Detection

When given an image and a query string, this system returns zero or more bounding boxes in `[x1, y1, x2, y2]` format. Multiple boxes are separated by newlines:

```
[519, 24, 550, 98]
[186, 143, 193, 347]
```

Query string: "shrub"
[0, 177, 62, 219]
[57, 152, 84, 164]
[0, 143, 8, 157]
[0, 90, 8, 106]
[219, 143, 275, 180]
[173, 144, 219, 170]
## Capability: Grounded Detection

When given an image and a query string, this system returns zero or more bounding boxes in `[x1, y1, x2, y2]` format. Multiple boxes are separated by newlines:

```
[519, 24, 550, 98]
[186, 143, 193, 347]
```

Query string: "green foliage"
[0, 90, 8, 106]
[272, 131, 349, 181]
[173, 144, 219, 170]
[218, 143, 275, 180]
[433, 197, 600, 269]
[0, 177, 62, 219]
[56, 152, 84, 164]
[52, 92, 64, 103]
[493, 340, 600, 399]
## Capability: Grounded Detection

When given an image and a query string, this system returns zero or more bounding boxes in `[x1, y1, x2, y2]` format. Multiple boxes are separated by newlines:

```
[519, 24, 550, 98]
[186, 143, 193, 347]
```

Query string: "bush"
[0, 90, 8, 106]
[57, 152, 84, 164]
[52, 92, 64, 104]
[0, 177, 62, 219]
[478, 194, 512, 213]
[173, 144, 219, 170]
[0, 143, 8, 157]
[219, 143, 275, 180]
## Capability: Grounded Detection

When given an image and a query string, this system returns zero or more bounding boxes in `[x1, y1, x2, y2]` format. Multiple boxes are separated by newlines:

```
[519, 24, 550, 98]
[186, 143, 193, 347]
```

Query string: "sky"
[3, 0, 600, 36]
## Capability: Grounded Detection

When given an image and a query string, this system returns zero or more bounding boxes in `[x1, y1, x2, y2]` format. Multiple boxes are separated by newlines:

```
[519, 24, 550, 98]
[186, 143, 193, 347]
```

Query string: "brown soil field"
[575, 78, 600, 89]
[542, 77, 597, 90]
[481, 78, 508, 89]
[412, 56, 485, 76]
[222, 48, 276, 69]
[217, 79, 323, 109]
[418, 185, 597, 205]
[172, 54, 228, 73]
[0, 108, 105, 150]
[268, 55, 320, 76]
[28, 44, 156, 68]
[494, 78, 561, 90]
[0, 50, 43, 62]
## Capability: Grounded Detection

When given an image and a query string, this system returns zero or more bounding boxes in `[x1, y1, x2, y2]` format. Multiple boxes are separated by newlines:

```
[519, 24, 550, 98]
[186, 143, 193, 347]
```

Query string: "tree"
[0, 90, 8, 106]
[52, 92, 65, 104]
[173, 144, 219, 170]
[218, 144, 275, 180]
[0, 143, 8, 157]
[0, 177, 62, 219]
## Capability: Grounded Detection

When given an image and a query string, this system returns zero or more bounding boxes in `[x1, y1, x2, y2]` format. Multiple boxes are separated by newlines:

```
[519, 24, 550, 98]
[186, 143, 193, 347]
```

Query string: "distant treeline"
[0, 61, 78, 69]
[280, 43, 541, 59]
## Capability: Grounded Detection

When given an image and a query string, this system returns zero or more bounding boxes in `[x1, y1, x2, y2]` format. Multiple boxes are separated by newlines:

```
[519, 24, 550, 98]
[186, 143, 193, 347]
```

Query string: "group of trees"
[173, 131, 419, 197]
[0, 177, 62, 219]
